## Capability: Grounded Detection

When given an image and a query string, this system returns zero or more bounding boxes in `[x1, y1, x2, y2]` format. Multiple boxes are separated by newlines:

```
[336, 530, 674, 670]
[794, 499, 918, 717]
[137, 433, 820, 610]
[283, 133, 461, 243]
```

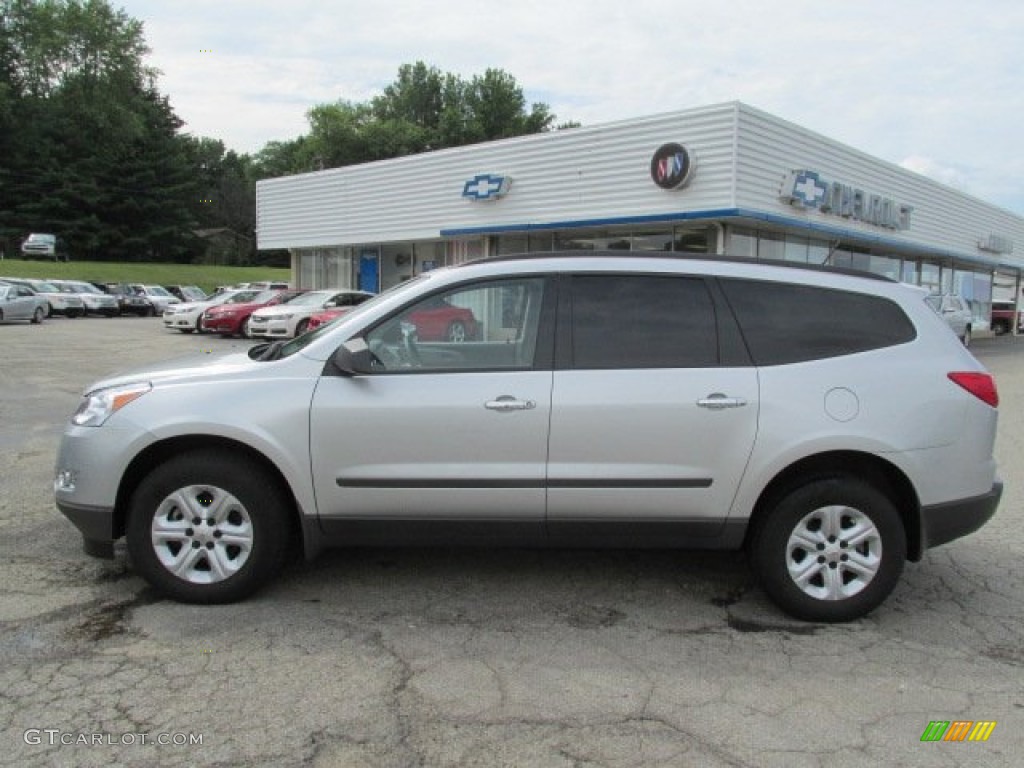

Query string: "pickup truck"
[991, 300, 1022, 335]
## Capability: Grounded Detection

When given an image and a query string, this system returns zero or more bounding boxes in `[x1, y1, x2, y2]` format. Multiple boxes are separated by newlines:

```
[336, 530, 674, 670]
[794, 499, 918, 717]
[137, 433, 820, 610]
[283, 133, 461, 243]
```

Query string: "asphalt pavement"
[0, 316, 1021, 767]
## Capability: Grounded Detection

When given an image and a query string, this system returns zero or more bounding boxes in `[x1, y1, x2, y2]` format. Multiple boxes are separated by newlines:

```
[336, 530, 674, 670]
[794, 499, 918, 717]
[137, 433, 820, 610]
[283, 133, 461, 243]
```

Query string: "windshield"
[224, 290, 261, 304]
[146, 286, 173, 297]
[70, 282, 102, 294]
[32, 281, 58, 292]
[288, 291, 334, 307]
[267, 276, 427, 360]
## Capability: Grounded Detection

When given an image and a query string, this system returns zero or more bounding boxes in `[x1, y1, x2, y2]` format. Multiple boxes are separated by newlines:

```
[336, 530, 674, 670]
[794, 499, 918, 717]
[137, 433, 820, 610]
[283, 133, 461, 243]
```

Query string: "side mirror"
[331, 338, 373, 376]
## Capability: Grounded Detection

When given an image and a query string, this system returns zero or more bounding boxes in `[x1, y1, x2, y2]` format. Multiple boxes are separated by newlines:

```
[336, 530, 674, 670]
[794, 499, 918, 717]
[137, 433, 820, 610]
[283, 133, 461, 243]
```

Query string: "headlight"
[71, 382, 151, 427]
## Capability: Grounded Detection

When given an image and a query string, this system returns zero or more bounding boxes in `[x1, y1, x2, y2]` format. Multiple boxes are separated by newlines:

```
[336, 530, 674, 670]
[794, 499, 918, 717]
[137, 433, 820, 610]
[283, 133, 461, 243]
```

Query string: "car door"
[546, 274, 759, 541]
[309, 275, 554, 535]
[8, 286, 34, 319]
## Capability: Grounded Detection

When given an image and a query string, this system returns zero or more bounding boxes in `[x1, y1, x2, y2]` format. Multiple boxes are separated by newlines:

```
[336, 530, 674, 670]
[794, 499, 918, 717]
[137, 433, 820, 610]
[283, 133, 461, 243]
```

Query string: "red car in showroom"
[201, 289, 304, 337]
[307, 294, 478, 341]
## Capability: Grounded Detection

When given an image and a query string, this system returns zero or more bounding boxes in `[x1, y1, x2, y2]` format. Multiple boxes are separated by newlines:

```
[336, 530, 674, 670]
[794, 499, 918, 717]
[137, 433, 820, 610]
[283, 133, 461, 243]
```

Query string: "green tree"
[0, 0, 204, 262]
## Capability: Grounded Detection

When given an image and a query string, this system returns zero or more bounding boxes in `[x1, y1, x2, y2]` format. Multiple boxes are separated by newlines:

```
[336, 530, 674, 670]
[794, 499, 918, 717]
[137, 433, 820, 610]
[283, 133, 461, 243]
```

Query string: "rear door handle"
[697, 393, 748, 410]
[485, 396, 536, 412]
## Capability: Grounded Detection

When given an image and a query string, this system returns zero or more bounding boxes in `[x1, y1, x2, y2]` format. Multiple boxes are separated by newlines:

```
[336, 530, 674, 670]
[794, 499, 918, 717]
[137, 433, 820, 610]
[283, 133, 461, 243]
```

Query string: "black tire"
[295, 318, 310, 336]
[446, 320, 467, 342]
[993, 320, 1009, 336]
[748, 476, 906, 622]
[242, 317, 253, 338]
[31, 307, 45, 324]
[126, 451, 291, 603]
[962, 326, 971, 347]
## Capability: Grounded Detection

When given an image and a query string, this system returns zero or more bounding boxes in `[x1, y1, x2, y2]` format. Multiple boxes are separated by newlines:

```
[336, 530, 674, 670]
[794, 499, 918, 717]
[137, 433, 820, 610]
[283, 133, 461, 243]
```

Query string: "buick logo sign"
[651, 143, 695, 190]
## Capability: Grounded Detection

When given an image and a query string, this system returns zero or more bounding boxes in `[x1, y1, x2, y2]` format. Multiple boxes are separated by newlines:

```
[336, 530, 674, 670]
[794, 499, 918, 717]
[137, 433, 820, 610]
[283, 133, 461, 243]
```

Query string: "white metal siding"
[257, 100, 1024, 271]
[256, 104, 740, 249]
[734, 104, 1024, 269]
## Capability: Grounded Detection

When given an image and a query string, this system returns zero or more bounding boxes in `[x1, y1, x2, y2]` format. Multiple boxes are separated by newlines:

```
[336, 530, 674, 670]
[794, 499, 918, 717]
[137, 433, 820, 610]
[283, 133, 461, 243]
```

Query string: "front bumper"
[56, 500, 116, 558]
[203, 316, 241, 333]
[919, 480, 1003, 553]
[164, 313, 200, 330]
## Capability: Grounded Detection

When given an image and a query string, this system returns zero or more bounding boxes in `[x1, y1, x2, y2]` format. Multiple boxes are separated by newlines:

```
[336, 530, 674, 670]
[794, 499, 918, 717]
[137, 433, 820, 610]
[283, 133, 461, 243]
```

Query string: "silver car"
[51, 280, 120, 317]
[54, 254, 1002, 622]
[0, 282, 48, 324]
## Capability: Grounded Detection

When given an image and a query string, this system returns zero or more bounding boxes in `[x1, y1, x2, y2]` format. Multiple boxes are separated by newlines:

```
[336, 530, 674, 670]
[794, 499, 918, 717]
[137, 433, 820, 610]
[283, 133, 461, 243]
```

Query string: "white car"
[926, 294, 973, 346]
[51, 280, 119, 317]
[248, 290, 373, 339]
[163, 289, 260, 333]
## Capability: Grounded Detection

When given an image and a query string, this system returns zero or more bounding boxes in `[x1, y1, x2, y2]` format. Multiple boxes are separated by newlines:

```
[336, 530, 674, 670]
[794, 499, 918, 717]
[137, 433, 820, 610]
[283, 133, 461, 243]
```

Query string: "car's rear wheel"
[31, 307, 44, 324]
[749, 475, 906, 622]
[962, 326, 972, 347]
[242, 317, 253, 338]
[126, 451, 291, 603]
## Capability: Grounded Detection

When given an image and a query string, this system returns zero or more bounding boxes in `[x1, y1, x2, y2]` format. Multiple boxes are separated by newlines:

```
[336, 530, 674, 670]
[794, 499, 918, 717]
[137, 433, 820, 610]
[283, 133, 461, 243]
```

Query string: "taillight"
[948, 372, 999, 407]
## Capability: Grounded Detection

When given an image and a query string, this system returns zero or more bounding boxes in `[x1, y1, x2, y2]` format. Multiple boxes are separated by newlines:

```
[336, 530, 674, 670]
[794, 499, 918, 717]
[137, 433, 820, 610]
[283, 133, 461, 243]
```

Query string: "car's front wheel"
[749, 476, 906, 622]
[31, 307, 45, 324]
[446, 320, 467, 342]
[126, 451, 291, 603]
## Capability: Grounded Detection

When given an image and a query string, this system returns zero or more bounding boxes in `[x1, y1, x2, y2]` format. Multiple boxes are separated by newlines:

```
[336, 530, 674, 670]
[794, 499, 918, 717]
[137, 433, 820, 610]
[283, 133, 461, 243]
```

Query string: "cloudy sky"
[117, 0, 1024, 214]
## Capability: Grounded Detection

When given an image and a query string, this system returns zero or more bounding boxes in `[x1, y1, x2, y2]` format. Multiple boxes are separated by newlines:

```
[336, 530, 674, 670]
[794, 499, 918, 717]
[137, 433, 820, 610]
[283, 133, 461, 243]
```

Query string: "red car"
[201, 289, 305, 337]
[307, 295, 478, 342]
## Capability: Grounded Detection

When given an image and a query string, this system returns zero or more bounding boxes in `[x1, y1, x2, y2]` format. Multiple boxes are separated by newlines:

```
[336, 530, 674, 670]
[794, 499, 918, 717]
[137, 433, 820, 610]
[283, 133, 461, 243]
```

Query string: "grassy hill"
[0, 259, 292, 294]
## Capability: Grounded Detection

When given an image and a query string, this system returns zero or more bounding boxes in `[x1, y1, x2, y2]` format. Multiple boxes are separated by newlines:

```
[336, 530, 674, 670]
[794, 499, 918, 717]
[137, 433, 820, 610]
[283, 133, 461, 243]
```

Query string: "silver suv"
[54, 254, 1002, 621]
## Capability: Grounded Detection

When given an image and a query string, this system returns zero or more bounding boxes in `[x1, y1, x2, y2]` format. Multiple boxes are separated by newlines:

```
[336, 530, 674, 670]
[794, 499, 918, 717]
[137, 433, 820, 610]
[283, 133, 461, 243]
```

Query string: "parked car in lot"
[54, 253, 1002, 622]
[0, 277, 84, 317]
[108, 284, 181, 316]
[163, 288, 258, 334]
[249, 289, 373, 339]
[165, 285, 208, 303]
[990, 300, 1022, 335]
[307, 294, 475, 341]
[200, 289, 304, 338]
[0, 282, 48, 323]
[50, 280, 120, 317]
[926, 293, 973, 346]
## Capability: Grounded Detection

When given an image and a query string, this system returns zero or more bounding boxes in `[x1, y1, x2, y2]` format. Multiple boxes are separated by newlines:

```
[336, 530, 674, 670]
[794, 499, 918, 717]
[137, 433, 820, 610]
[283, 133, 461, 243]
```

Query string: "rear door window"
[567, 275, 718, 368]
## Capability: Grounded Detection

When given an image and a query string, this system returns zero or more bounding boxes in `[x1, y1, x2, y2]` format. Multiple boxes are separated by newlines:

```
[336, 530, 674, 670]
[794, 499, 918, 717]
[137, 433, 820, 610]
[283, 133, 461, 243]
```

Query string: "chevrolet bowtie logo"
[462, 174, 512, 201]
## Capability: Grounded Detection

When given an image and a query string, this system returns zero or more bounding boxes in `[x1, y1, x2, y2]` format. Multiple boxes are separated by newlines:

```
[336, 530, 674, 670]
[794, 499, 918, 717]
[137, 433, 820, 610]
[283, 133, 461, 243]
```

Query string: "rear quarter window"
[719, 279, 916, 366]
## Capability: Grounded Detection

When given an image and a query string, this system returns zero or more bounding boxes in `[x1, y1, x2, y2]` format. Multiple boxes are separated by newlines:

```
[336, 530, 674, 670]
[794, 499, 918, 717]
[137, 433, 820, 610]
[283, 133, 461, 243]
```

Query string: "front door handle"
[485, 396, 536, 412]
[697, 393, 748, 410]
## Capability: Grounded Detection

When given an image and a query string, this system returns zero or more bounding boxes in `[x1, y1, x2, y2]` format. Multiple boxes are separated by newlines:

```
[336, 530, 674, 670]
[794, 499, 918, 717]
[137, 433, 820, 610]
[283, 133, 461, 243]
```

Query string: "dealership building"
[256, 101, 1024, 328]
